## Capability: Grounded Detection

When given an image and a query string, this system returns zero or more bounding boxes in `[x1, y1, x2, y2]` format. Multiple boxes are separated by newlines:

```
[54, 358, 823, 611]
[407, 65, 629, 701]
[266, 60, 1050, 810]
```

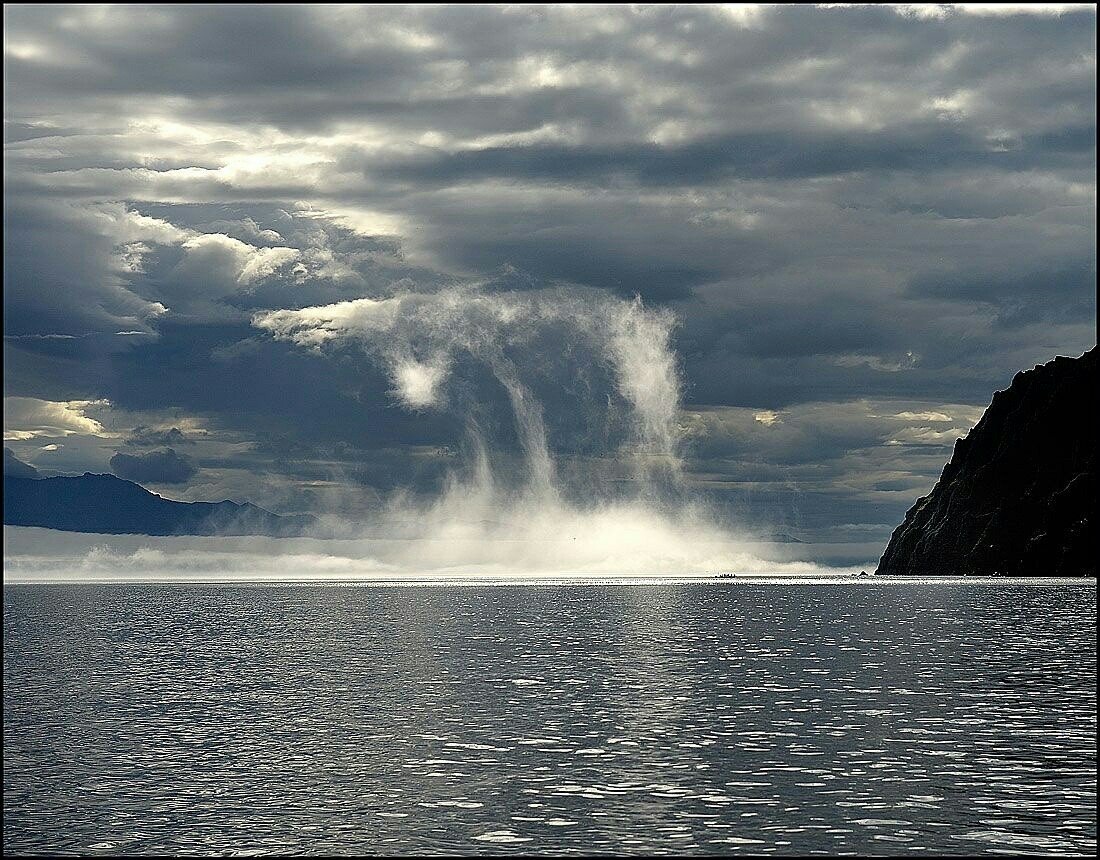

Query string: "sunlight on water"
[3, 582, 1095, 855]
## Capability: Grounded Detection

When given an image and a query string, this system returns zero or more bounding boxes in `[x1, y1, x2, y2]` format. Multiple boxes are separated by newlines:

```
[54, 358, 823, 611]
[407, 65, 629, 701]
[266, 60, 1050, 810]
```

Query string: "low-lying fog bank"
[3, 525, 877, 583]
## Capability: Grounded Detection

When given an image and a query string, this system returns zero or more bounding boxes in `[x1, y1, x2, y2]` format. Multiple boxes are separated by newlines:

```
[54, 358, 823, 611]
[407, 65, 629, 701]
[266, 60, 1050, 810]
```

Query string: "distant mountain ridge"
[3, 472, 319, 537]
[876, 347, 1097, 577]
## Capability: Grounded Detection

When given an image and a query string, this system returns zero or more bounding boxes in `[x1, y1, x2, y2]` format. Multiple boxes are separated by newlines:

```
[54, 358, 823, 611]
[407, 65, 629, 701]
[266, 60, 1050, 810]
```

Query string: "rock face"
[3, 472, 319, 537]
[877, 347, 1097, 577]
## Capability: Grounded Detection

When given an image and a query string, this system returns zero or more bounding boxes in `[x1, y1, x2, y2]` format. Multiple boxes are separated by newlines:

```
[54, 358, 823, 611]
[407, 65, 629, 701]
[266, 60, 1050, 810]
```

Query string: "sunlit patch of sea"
[3, 581, 1095, 855]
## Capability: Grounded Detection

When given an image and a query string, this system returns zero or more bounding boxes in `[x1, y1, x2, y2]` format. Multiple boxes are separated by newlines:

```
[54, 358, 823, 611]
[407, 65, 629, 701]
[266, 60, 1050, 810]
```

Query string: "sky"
[3, 3, 1096, 547]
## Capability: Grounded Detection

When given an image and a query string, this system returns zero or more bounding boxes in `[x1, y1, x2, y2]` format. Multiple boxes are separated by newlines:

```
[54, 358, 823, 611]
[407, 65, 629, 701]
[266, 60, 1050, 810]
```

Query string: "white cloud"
[393, 359, 448, 409]
[91, 203, 194, 246]
[253, 296, 399, 348]
[886, 426, 968, 445]
[3, 397, 109, 440]
[177, 234, 301, 290]
[894, 4, 1092, 19]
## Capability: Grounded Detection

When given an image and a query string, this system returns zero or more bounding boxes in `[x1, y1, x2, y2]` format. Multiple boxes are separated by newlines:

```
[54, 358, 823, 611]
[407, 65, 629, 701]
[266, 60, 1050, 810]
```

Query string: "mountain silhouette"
[3, 472, 318, 537]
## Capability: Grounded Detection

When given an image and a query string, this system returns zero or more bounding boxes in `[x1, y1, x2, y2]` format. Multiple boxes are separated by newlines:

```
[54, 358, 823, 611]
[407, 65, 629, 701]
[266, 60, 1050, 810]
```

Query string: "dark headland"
[877, 346, 1097, 577]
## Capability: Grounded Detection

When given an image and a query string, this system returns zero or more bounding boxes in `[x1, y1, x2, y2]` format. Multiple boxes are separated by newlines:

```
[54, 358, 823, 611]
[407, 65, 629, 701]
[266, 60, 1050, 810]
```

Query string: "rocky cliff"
[877, 347, 1097, 577]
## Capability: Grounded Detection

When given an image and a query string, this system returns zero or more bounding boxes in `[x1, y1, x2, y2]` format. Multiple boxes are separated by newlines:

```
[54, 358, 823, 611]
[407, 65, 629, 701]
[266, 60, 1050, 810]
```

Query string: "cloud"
[109, 447, 198, 484]
[393, 359, 448, 409]
[176, 234, 301, 289]
[894, 4, 1092, 20]
[676, 396, 996, 540]
[833, 352, 921, 373]
[3, 199, 172, 341]
[124, 425, 195, 447]
[908, 263, 1096, 329]
[3, 397, 108, 440]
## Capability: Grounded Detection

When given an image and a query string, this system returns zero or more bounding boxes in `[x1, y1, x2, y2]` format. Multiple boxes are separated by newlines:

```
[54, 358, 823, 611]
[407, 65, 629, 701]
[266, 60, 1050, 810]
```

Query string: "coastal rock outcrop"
[877, 347, 1097, 577]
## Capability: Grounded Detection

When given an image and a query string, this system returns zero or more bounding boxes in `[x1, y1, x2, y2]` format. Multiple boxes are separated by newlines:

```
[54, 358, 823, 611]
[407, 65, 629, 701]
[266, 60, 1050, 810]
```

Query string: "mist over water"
[252, 286, 799, 578]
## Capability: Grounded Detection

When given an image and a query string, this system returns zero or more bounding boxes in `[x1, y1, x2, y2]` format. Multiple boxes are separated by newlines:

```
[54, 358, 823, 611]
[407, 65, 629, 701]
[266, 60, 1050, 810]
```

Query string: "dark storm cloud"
[3, 4, 1095, 540]
[386, 123, 1094, 188]
[110, 447, 197, 484]
[6, 6, 1094, 131]
[908, 262, 1097, 329]
[2, 198, 167, 338]
[125, 425, 194, 447]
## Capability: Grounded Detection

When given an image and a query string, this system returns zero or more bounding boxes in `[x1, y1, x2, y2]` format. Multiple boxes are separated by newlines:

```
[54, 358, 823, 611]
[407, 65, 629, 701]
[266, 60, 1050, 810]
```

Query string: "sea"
[3, 579, 1096, 856]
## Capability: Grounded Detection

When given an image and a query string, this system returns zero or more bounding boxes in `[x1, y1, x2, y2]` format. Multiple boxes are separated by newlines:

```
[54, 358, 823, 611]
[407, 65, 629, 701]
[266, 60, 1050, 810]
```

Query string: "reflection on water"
[3, 582, 1096, 855]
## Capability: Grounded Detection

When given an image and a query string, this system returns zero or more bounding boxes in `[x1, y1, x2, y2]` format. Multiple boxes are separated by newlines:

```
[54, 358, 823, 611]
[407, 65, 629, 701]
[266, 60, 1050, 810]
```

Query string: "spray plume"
[254, 286, 682, 495]
[157, 285, 802, 579]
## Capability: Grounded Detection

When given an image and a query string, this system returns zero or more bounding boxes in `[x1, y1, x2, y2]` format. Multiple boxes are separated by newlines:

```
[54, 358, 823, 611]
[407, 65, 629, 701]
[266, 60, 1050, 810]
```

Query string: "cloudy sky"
[3, 4, 1095, 546]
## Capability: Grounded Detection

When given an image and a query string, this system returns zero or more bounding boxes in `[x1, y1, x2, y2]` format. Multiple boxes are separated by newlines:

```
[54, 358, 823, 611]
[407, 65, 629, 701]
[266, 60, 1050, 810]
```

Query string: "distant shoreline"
[4, 575, 1094, 588]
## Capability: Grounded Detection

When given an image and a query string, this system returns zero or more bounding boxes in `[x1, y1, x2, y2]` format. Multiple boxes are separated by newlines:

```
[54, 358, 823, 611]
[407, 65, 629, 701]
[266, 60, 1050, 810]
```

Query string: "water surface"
[4, 581, 1096, 855]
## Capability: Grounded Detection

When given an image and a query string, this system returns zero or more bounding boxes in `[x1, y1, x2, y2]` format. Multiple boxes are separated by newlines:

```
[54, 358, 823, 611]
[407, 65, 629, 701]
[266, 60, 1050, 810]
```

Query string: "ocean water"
[3, 581, 1096, 856]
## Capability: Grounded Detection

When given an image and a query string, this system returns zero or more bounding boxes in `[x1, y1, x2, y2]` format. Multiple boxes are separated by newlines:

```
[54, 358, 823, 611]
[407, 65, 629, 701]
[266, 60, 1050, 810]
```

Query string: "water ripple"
[3, 582, 1096, 855]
